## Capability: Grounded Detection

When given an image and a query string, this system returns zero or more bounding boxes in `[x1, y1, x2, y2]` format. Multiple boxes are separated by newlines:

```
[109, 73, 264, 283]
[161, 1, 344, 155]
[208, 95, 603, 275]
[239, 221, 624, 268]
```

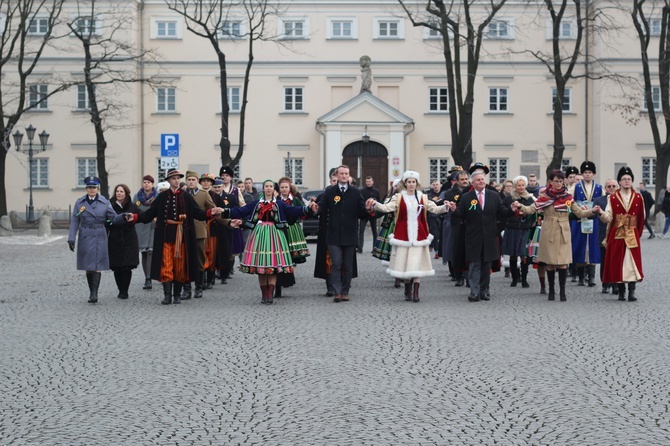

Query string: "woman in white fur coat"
[366, 170, 452, 302]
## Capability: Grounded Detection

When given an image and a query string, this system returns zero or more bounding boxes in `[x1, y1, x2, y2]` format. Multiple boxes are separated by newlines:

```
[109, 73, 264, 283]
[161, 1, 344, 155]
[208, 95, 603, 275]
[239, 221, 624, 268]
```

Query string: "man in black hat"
[132, 168, 225, 305]
[565, 166, 580, 195]
[596, 167, 645, 301]
[451, 163, 513, 302]
[570, 160, 604, 287]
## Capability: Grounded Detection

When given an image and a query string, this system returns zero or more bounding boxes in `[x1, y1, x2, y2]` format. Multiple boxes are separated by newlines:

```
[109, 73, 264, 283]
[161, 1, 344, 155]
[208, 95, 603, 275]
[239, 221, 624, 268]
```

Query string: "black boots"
[577, 266, 585, 286]
[617, 283, 626, 301]
[587, 264, 596, 287]
[180, 282, 192, 300]
[193, 271, 204, 299]
[161, 282, 172, 305]
[114, 270, 131, 299]
[143, 278, 152, 290]
[520, 261, 530, 288]
[86, 272, 101, 303]
[558, 269, 567, 301]
[205, 270, 215, 289]
[404, 281, 412, 301]
[275, 285, 282, 298]
[539, 276, 546, 294]
[394, 278, 402, 288]
[412, 282, 420, 302]
[510, 257, 519, 287]
[266, 285, 275, 304]
[547, 270, 556, 301]
[627, 282, 637, 301]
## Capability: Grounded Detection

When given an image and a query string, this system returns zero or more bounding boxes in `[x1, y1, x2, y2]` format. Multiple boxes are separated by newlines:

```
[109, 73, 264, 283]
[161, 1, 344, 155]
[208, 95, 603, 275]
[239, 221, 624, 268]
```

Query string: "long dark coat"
[136, 189, 211, 282]
[313, 188, 358, 280]
[454, 188, 512, 263]
[107, 200, 140, 271]
[68, 194, 126, 271]
[210, 191, 233, 271]
[317, 185, 369, 246]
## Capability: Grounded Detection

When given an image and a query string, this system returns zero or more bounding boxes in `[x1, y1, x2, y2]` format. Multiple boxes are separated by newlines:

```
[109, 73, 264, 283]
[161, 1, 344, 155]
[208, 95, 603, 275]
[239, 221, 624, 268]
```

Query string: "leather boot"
[412, 282, 420, 302]
[88, 272, 101, 303]
[587, 265, 596, 287]
[86, 272, 93, 301]
[570, 264, 578, 282]
[394, 278, 402, 288]
[547, 270, 556, 301]
[266, 285, 275, 304]
[601, 283, 610, 294]
[577, 266, 585, 286]
[455, 272, 464, 287]
[539, 276, 546, 294]
[509, 258, 519, 287]
[180, 282, 192, 300]
[260, 285, 267, 304]
[205, 271, 215, 289]
[161, 282, 172, 305]
[404, 281, 412, 301]
[627, 282, 637, 301]
[520, 261, 530, 288]
[194, 272, 203, 299]
[143, 278, 152, 290]
[172, 283, 182, 304]
[275, 285, 282, 298]
[558, 269, 567, 301]
[617, 283, 626, 301]
[504, 267, 510, 278]
[120, 270, 131, 299]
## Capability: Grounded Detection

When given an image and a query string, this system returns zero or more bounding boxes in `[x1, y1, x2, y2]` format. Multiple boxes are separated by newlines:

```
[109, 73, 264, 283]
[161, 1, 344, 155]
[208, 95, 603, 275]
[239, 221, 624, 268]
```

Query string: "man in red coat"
[597, 167, 644, 301]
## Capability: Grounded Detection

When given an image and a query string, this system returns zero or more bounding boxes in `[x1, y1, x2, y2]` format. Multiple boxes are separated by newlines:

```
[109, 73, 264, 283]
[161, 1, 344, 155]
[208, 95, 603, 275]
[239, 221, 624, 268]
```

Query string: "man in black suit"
[317, 165, 369, 302]
[451, 163, 513, 302]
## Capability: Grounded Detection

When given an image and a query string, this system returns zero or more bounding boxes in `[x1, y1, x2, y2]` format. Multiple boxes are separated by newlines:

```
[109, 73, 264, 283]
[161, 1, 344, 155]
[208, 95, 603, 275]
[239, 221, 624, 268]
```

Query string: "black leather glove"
[68, 241, 75, 252]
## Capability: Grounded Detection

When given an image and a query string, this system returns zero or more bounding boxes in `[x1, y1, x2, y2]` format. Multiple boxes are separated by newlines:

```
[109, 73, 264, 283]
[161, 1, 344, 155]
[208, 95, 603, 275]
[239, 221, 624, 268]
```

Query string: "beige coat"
[191, 189, 216, 239]
[519, 202, 593, 266]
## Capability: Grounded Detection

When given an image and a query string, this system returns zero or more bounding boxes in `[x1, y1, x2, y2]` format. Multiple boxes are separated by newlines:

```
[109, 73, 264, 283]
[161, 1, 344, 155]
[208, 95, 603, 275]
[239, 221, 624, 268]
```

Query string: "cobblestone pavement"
[1, 230, 669, 445]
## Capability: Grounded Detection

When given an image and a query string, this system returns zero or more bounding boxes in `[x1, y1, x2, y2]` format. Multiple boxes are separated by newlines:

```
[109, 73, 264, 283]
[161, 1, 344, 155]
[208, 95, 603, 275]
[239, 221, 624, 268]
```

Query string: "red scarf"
[534, 185, 573, 212]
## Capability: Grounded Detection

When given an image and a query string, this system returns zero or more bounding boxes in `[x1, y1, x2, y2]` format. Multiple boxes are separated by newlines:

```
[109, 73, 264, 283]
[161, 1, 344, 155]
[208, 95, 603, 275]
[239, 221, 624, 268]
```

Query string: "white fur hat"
[157, 181, 170, 191]
[402, 170, 420, 182]
[392, 179, 401, 187]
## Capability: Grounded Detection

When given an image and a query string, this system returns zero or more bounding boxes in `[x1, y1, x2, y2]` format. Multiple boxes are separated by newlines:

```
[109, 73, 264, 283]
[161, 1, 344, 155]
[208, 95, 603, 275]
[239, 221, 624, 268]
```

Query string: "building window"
[486, 19, 514, 39]
[374, 18, 403, 39]
[227, 87, 240, 112]
[27, 17, 49, 36]
[219, 20, 244, 39]
[643, 86, 661, 112]
[650, 18, 662, 36]
[76, 85, 95, 110]
[552, 87, 572, 112]
[328, 18, 357, 39]
[280, 18, 308, 39]
[489, 88, 509, 112]
[157, 21, 177, 38]
[429, 87, 449, 112]
[429, 158, 450, 184]
[76, 158, 97, 187]
[546, 19, 576, 39]
[284, 87, 303, 112]
[29, 84, 48, 110]
[284, 158, 304, 186]
[488, 158, 508, 183]
[157, 87, 176, 112]
[642, 157, 656, 186]
[561, 158, 572, 172]
[30, 158, 49, 188]
[73, 16, 101, 36]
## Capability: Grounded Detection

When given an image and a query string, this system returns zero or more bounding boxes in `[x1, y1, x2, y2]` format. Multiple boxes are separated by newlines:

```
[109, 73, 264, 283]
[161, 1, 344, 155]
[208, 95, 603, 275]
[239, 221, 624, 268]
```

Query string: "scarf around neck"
[534, 185, 572, 212]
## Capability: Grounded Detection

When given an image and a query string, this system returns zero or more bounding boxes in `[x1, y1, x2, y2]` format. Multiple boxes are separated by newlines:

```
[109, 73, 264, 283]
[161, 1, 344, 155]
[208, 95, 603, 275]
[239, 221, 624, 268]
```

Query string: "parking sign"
[161, 134, 179, 157]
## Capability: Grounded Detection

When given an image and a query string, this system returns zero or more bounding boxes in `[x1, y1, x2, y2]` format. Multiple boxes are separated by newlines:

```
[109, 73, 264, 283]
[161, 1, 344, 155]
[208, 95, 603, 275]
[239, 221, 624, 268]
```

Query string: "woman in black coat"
[108, 184, 140, 299]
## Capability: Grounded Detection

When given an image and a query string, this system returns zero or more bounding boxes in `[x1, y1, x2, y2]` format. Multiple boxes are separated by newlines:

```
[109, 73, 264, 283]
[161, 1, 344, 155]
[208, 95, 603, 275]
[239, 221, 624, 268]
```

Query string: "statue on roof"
[360, 55, 372, 93]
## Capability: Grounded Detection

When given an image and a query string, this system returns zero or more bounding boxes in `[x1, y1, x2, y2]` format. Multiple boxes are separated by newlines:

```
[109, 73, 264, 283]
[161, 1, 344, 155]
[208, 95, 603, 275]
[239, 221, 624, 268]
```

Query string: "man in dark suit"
[317, 165, 369, 302]
[595, 179, 617, 293]
[451, 163, 513, 302]
[639, 181, 656, 238]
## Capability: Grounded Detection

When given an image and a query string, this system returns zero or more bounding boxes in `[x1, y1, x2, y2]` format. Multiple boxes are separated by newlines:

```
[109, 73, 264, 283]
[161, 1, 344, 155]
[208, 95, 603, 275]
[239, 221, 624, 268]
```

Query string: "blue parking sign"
[161, 134, 179, 157]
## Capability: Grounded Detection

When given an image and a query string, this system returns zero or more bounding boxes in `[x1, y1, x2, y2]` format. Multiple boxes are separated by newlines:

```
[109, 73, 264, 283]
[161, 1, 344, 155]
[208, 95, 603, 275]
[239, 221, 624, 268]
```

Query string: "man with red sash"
[596, 166, 644, 302]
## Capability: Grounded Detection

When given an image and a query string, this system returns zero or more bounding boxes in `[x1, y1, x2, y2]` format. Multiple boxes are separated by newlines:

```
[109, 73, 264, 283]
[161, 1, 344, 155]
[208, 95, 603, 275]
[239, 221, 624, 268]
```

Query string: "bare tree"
[398, 0, 509, 170]
[0, 0, 67, 217]
[627, 0, 670, 208]
[68, 0, 164, 198]
[165, 0, 278, 168]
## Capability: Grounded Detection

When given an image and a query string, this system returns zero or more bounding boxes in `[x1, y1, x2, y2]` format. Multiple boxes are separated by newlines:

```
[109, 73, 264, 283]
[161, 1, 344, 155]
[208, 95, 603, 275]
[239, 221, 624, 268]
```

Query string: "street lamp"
[13, 124, 50, 223]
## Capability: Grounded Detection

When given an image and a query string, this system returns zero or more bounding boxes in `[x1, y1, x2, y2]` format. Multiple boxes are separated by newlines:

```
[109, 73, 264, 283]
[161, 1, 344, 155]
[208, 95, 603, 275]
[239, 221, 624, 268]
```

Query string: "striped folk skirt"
[372, 214, 396, 262]
[285, 223, 310, 264]
[240, 222, 295, 275]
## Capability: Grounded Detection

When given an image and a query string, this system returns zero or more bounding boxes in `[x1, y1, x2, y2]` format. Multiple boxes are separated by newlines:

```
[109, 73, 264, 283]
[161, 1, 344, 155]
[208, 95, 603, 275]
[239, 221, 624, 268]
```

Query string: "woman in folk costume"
[223, 180, 316, 304]
[512, 170, 601, 301]
[366, 171, 452, 302]
[372, 179, 402, 287]
[274, 177, 310, 297]
[596, 167, 645, 302]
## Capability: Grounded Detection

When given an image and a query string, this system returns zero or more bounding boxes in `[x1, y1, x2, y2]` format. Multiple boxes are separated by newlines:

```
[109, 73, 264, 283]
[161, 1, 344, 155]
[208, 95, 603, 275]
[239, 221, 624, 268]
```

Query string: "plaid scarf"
[136, 187, 158, 206]
[534, 185, 573, 213]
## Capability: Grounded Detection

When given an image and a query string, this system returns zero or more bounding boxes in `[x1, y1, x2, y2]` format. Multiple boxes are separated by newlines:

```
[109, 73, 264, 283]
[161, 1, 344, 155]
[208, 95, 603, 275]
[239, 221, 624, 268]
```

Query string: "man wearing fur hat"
[571, 161, 604, 287]
[451, 163, 514, 302]
[596, 167, 644, 301]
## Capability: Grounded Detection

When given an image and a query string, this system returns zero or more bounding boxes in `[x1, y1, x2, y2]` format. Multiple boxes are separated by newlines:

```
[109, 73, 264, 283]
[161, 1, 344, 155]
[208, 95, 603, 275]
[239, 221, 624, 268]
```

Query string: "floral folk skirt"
[285, 223, 310, 264]
[372, 214, 395, 262]
[239, 222, 295, 275]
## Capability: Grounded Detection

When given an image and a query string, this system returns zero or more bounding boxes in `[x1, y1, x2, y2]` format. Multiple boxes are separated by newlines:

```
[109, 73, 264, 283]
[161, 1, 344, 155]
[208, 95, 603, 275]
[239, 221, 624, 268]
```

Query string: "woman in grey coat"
[68, 176, 128, 303]
[132, 175, 157, 289]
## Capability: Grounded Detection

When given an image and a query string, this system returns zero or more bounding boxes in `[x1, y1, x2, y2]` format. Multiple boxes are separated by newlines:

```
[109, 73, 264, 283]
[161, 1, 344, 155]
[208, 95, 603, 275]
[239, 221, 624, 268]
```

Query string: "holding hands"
[308, 201, 319, 214]
[229, 219, 243, 228]
[365, 197, 377, 211]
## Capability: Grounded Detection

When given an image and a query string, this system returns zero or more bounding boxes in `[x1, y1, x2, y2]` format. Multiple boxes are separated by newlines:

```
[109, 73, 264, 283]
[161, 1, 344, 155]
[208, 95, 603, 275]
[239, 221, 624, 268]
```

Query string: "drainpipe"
[584, 0, 590, 162]
[315, 122, 326, 187]
[139, 0, 146, 177]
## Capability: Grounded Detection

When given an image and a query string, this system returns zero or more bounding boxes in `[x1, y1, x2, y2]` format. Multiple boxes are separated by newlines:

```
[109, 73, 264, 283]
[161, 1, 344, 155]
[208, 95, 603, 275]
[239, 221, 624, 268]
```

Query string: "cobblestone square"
[1, 230, 669, 445]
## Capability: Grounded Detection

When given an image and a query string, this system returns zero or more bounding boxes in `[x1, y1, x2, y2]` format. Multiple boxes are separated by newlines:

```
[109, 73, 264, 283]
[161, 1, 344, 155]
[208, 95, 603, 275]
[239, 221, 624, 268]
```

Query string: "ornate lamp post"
[13, 125, 49, 223]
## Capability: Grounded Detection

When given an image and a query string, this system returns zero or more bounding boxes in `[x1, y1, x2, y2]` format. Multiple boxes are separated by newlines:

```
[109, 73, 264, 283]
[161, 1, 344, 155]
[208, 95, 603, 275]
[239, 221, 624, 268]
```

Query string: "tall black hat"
[468, 162, 490, 175]
[219, 165, 234, 177]
[565, 166, 579, 176]
[617, 166, 634, 182]
[580, 161, 596, 174]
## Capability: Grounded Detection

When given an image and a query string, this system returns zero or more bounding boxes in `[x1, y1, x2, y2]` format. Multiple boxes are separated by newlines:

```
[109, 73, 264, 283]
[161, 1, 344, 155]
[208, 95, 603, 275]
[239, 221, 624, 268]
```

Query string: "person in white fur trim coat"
[366, 170, 453, 302]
